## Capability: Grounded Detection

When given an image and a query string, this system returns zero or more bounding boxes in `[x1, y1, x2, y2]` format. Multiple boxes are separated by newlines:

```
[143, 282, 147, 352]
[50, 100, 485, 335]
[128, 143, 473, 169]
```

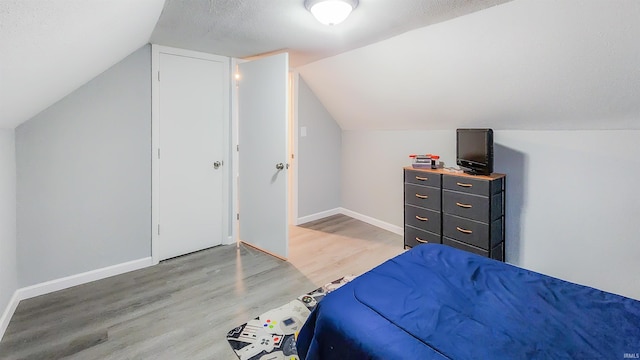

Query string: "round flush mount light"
[304, 0, 359, 26]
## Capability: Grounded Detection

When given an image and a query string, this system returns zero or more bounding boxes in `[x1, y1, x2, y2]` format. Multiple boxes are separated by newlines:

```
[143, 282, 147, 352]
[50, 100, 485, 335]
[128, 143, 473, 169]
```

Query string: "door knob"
[213, 161, 222, 169]
[276, 163, 284, 170]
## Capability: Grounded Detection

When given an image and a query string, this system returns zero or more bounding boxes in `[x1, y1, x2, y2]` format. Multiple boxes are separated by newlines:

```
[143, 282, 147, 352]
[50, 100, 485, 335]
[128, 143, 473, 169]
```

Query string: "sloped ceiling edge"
[298, 0, 640, 131]
[0, 0, 166, 129]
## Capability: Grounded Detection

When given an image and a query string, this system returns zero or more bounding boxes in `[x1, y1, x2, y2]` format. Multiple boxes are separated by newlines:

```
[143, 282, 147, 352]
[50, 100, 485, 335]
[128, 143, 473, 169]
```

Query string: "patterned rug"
[226, 276, 355, 360]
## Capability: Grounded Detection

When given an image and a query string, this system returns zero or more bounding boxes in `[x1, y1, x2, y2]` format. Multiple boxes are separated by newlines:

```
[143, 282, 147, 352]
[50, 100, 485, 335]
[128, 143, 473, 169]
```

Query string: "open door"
[238, 53, 290, 259]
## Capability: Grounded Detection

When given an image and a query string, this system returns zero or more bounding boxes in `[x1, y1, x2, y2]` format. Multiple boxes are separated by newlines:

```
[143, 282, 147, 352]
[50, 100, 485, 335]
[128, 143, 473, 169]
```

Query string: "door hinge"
[157, 148, 160, 159]
[236, 144, 239, 152]
[291, 154, 295, 159]
[237, 213, 239, 220]
[157, 224, 160, 235]
[157, 71, 160, 82]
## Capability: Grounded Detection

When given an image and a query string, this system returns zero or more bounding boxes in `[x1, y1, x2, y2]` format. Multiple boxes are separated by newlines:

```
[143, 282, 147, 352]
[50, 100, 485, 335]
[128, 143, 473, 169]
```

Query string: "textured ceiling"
[0, 0, 165, 128]
[150, 0, 512, 67]
[0, 0, 512, 129]
[6, 0, 635, 132]
[298, 0, 640, 130]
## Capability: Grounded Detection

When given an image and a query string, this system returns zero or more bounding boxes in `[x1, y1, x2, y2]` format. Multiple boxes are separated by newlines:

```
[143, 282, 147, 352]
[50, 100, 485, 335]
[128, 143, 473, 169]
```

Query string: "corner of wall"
[0, 292, 19, 342]
[0, 128, 17, 342]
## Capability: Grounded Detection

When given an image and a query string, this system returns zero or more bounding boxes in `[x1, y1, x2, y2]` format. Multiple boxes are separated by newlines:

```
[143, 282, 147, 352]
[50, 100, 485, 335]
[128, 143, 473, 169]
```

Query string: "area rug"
[226, 276, 355, 360]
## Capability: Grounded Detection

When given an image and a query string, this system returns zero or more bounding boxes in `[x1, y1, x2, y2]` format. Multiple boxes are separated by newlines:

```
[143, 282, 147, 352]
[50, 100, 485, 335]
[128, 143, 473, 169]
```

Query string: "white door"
[156, 51, 229, 261]
[238, 53, 290, 259]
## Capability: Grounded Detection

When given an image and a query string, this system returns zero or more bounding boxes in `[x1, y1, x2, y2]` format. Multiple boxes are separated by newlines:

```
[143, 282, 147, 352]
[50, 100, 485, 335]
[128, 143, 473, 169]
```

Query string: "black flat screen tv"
[456, 128, 493, 175]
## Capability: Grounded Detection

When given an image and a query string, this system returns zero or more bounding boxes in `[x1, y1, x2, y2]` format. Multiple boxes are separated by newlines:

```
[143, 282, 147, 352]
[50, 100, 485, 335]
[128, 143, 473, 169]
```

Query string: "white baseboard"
[295, 207, 403, 235]
[339, 208, 403, 235]
[17, 257, 153, 301]
[296, 208, 342, 225]
[0, 291, 20, 342]
[1, 211, 398, 341]
[0, 257, 153, 342]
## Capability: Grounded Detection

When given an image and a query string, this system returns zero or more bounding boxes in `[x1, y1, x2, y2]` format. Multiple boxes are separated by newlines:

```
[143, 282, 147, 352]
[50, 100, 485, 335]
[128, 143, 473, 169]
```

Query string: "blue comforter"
[297, 244, 640, 359]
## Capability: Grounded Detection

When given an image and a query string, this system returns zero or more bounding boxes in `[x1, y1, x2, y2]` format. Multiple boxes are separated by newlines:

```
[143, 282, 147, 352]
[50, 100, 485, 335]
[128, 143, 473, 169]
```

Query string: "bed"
[296, 244, 640, 359]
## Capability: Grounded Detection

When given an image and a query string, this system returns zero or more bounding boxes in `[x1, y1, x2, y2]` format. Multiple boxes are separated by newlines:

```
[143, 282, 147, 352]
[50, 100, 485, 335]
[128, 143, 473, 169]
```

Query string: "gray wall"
[493, 130, 640, 299]
[0, 129, 17, 316]
[341, 129, 640, 300]
[342, 130, 455, 227]
[297, 76, 342, 218]
[16, 45, 151, 287]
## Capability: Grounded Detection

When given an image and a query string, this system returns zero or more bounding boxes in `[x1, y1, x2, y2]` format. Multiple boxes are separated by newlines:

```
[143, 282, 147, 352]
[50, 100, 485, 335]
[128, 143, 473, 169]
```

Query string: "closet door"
[154, 48, 229, 261]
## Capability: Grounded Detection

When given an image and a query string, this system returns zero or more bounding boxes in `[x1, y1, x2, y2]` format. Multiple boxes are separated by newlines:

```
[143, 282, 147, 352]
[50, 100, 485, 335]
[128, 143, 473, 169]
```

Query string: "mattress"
[297, 244, 640, 359]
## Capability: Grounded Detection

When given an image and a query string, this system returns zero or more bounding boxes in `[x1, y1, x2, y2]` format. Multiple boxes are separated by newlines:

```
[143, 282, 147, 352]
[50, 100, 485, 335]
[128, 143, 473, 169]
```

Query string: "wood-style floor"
[0, 214, 403, 360]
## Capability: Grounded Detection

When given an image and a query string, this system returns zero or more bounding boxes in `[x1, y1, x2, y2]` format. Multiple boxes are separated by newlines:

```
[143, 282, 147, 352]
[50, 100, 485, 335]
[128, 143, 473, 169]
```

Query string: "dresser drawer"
[443, 190, 489, 223]
[443, 237, 488, 257]
[404, 226, 441, 248]
[443, 175, 492, 196]
[443, 214, 490, 250]
[405, 183, 441, 211]
[405, 169, 441, 187]
[405, 205, 441, 234]
[443, 214, 503, 250]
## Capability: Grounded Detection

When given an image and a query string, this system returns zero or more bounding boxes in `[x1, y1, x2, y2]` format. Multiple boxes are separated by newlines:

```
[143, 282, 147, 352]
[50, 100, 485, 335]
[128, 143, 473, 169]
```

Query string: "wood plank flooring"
[0, 215, 403, 360]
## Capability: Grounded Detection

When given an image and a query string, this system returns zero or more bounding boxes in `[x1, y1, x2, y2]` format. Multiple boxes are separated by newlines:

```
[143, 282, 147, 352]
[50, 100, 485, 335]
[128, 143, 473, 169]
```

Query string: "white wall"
[15, 45, 151, 287]
[341, 129, 640, 300]
[0, 129, 17, 329]
[296, 76, 342, 220]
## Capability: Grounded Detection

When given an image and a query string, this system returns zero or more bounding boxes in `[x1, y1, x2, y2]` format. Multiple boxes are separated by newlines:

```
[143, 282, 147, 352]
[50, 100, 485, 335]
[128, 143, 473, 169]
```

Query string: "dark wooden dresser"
[404, 167, 506, 261]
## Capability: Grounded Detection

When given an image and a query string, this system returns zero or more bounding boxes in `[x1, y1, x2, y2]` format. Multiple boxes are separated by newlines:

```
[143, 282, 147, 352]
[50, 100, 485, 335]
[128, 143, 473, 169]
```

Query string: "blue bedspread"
[297, 244, 640, 359]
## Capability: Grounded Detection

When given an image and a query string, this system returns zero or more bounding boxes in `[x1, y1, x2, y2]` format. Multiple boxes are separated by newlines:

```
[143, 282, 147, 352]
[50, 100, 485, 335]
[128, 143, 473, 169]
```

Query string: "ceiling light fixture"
[304, 0, 359, 26]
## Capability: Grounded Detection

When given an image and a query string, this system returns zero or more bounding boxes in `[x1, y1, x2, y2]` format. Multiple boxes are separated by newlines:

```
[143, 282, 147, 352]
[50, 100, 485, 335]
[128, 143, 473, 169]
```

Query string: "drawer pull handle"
[415, 237, 428, 244]
[415, 176, 429, 181]
[415, 193, 429, 199]
[456, 226, 473, 234]
[456, 202, 472, 209]
[415, 215, 429, 222]
[456, 182, 473, 188]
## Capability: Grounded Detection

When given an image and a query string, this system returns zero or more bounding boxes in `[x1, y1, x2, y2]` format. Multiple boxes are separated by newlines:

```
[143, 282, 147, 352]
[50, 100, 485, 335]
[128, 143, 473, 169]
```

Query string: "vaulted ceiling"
[0, 0, 165, 128]
[0, 0, 509, 128]
[298, 0, 640, 130]
[1, 0, 639, 131]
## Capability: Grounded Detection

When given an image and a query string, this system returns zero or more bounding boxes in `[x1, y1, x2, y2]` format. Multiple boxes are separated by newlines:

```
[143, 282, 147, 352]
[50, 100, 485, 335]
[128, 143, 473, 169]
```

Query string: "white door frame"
[230, 57, 244, 246]
[289, 71, 300, 225]
[151, 44, 231, 264]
